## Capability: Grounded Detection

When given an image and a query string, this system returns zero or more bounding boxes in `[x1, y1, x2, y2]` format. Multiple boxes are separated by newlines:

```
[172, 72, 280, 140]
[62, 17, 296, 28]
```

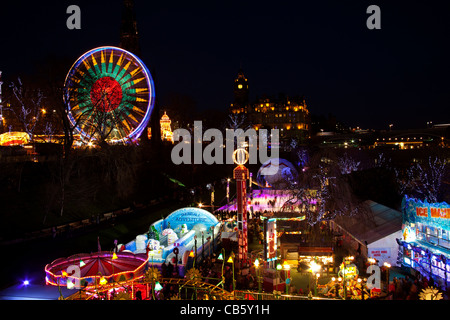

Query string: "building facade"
[229, 69, 310, 142]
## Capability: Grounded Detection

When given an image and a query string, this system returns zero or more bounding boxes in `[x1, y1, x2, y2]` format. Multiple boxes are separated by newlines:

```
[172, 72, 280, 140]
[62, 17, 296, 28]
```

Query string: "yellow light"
[112, 252, 118, 260]
[282, 260, 290, 270]
[238, 84, 243, 89]
[198, 203, 203, 208]
[383, 262, 391, 268]
[67, 279, 75, 289]
[227, 256, 233, 263]
[189, 251, 195, 258]
[232, 148, 249, 165]
[309, 261, 320, 273]
[254, 258, 259, 268]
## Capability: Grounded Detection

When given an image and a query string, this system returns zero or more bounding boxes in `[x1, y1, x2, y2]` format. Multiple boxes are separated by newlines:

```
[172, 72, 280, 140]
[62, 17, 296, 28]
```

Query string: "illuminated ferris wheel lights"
[63, 46, 155, 144]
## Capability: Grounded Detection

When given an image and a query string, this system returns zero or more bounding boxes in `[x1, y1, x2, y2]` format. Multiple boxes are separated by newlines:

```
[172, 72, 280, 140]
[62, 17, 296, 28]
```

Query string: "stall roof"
[334, 200, 402, 245]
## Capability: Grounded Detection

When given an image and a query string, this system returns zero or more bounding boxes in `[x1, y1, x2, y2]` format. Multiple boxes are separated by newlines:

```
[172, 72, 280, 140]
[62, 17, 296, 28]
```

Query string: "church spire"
[119, 0, 141, 57]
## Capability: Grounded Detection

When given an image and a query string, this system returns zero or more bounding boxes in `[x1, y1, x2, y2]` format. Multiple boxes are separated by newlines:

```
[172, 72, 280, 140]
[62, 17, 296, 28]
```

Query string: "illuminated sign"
[403, 196, 450, 231]
[416, 207, 450, 219]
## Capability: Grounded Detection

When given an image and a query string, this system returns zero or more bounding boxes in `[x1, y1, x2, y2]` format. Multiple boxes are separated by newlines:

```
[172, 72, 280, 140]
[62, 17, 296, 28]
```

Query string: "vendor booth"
[397, 196, 450, 288]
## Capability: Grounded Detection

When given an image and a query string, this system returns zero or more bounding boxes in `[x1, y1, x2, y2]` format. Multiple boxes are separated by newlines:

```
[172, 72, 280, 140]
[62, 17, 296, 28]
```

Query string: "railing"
[233, 290, 338, 300]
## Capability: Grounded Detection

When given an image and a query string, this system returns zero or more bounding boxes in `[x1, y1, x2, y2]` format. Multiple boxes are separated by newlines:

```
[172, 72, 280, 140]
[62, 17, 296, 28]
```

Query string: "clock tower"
[230, 68, 249, 114]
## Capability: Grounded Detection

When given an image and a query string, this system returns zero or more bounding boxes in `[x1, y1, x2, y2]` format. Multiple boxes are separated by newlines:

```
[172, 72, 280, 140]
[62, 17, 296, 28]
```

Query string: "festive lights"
[45, 252, 149, 289]
[63, 46, 155, 143]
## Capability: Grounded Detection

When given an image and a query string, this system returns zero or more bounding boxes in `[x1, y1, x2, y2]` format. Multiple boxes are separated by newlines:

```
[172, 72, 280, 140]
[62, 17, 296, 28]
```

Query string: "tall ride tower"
[0, 71, 3, 131]
[119, 0, 141, 57]
[232, 149, 250, 267]
[119, 0, 160, 145]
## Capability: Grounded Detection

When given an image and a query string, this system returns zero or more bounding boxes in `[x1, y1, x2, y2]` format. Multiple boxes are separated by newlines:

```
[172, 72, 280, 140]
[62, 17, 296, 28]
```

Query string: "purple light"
[23, 280, 30, 286]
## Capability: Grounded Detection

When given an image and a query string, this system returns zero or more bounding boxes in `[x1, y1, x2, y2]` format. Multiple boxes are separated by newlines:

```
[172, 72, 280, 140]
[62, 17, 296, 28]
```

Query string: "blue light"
[23, 280, 30, 286]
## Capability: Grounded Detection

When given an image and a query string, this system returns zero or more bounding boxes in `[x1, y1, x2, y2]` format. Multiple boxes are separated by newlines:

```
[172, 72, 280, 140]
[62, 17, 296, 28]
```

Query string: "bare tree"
[225, 113, 250, 131]
[43, 122, 55, 143]
[7, 77, 44, 142]
[281, 151, 370, 226]
[395, 156, 447, 203]
[337, 153, 361, 175]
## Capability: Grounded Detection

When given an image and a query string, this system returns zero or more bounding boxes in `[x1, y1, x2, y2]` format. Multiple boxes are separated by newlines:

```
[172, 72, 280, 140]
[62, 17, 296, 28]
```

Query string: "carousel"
[45, 251, 149, 290]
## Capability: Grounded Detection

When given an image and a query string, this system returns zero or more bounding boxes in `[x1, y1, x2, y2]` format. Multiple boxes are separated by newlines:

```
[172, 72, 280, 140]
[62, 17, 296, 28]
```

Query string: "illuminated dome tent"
[256, 158, 298, 189]
[121, 207, 220, 272]
[0, 132, 30, 146]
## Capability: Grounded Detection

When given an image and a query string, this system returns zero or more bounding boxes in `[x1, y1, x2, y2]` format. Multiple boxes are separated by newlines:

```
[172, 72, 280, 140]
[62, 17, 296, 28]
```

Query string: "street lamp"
[309, 260, 321, 296]
[226, 178, 230, 207]
[217, 248, 226, 289]
[228, 252, 236, 292]
[283, 261, 291, 295]
[383, 262, 391, 292]
[254, 258, 262, 297]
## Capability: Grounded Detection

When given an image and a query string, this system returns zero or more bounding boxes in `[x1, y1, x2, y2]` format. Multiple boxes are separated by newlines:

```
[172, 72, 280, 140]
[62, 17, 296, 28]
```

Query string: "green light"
[154, 281, 163, 291]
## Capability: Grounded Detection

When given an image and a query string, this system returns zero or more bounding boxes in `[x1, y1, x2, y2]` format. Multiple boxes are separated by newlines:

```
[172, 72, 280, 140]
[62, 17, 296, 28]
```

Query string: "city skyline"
[0, 1, 449, 130]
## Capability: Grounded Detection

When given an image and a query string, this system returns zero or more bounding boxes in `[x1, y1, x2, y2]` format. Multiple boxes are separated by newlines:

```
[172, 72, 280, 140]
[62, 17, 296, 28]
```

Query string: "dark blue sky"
[1, 0, 449, 129]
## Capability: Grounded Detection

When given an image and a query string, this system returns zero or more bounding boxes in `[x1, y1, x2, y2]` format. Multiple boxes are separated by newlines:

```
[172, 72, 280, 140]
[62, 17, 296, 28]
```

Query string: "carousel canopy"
[45, 251, 148, 287]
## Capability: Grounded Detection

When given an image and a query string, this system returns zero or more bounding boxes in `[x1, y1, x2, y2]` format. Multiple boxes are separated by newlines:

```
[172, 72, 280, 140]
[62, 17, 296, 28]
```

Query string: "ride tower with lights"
[232, 148, 250, 267]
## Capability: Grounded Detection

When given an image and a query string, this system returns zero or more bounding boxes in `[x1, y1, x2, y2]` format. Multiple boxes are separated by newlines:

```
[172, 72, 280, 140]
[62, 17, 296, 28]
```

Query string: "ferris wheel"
[63, 46, 155, 143]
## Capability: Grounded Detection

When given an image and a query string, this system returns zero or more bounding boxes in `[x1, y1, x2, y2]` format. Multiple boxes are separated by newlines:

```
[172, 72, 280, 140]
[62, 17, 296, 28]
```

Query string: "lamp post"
[210, 184, 215, 212]
[217, 248, 226, 289]
[383, 262, 391, 292]
[276, 263, 282, 291]
[315, 273, 320, 296]
[226, 178, 230, 207]
[283, 261, 291, 295]
[194, 235, 197, 268]
[201, 231, 205, 259]
[254, 258, 262, 298]
[309, 260, 321, 297]
[228, 252, 236, 292]
[210, 225, 215, 254]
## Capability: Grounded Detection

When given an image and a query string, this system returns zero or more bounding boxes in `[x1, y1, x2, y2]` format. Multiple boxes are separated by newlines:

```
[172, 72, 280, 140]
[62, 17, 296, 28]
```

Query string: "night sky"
[1, 0, 449, 130]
